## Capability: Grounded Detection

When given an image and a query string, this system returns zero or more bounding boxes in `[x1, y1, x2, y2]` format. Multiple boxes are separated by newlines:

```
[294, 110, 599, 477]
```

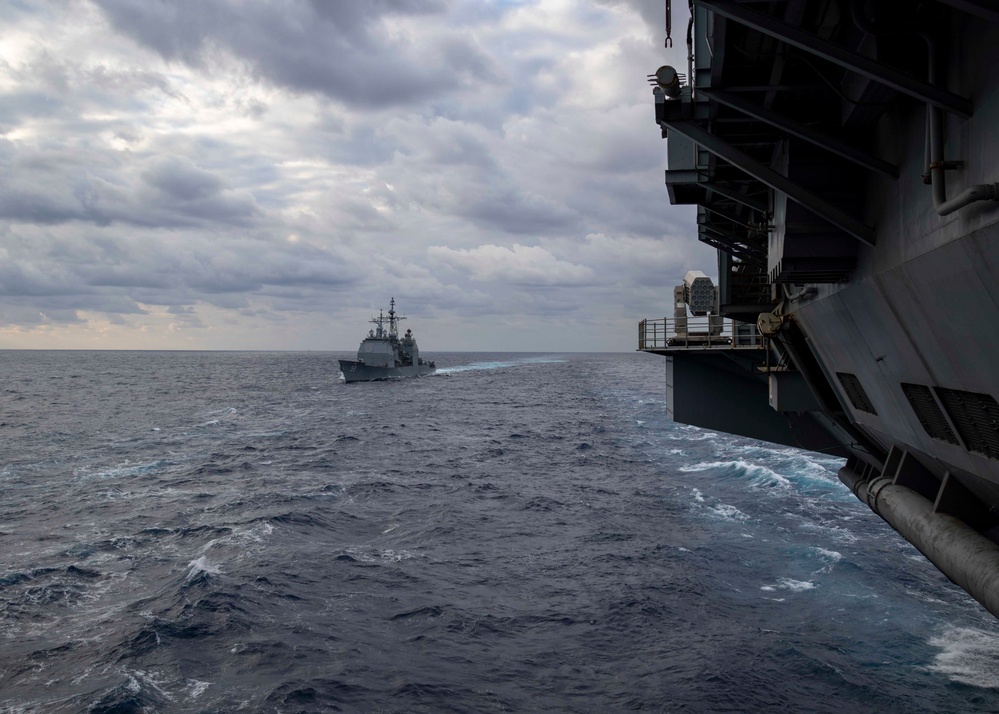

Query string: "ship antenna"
[385, 297, 407, 338]
[370, 308, 386, 337]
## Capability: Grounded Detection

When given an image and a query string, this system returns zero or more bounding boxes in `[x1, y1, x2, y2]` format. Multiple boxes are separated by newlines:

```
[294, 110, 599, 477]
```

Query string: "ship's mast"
[387, 297, 405, 338]
[369, 298, 406, 339]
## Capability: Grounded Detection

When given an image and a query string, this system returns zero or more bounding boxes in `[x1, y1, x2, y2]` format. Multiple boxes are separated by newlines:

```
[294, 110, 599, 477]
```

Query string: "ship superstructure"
[339, 298, 435, 382]
[640, 0, 999, 616]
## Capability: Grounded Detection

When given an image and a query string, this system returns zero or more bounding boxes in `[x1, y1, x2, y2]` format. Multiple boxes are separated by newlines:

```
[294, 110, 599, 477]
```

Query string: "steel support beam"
[703, 89, 899, 178]
[699, 217, 764, 246]
[701, 202, 771, 236]
[663, 119, 876, 246]
[698, 232, 766, 265]
[697, 213, 768, 258]
[935, 0, 999, 22]
[696, 0, 973, 118]
[702, 182, 768, 213]
[724, 85, 825, 93]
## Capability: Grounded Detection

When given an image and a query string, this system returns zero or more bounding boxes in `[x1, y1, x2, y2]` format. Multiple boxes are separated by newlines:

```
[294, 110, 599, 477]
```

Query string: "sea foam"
[761, 578, 816, 593]
[928, 627, 999, 688]
[187, 556, 221, 580]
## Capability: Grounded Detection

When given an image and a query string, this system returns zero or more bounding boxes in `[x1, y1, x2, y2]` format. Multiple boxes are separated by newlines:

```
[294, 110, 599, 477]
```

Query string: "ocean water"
[2, 350, 999, 713]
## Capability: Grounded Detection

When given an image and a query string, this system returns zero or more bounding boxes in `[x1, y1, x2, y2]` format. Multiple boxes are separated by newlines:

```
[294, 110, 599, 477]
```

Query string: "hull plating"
[339, 360, 435, 383]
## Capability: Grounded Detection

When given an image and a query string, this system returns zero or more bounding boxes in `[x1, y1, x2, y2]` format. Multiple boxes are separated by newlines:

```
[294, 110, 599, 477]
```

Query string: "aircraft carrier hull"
[641, 0, 999, 617]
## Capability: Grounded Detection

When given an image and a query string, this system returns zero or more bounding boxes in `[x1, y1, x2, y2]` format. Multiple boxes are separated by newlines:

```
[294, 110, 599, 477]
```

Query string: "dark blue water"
[2, 351, 999, 713]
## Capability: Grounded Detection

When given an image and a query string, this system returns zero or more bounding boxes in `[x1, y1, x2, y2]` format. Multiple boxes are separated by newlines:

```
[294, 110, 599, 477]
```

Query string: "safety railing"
[638, 316, 764, 351]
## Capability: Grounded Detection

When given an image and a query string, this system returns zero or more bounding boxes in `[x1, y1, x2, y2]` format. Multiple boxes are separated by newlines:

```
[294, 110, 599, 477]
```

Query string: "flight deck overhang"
[644, 0, 999, 618]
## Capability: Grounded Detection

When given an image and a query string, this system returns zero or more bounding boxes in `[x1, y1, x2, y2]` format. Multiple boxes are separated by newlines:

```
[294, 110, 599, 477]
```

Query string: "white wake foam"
[435, 357, 565, 375]
[928, 627, 999, 688]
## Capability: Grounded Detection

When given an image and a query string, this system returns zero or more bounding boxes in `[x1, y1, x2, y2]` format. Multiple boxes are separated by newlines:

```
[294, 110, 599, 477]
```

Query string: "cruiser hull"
[338, 359, 435, 383]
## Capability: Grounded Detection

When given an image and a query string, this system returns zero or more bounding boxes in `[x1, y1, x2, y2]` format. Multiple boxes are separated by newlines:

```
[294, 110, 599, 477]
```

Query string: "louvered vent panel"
[936, 388, 999, 459]
[836, 372, 877, 415]
[900, 383, 959, 445]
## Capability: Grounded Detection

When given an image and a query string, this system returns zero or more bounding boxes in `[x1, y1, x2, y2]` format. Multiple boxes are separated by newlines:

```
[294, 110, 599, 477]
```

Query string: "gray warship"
[641, 1, 999, 617]
[339, 298, 436, 382]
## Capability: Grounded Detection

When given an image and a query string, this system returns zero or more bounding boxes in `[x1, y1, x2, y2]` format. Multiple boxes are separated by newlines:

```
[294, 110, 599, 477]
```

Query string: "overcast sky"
[0, 0, 710, 352]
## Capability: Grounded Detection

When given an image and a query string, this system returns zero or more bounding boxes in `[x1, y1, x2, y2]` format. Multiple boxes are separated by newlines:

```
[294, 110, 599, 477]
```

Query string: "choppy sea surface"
[3, 350, 999, 713]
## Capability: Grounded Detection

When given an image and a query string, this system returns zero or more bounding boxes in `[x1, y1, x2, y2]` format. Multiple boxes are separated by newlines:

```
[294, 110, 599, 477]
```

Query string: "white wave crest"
[708, 503, 749, 522]
[811, 547, 843, 572]
[379, 549, 417, 561]
[121, 668, 174, 702]
[689, 487, 748, 522]
[665, 428, 717, 442]
[186, 679, 211, 699]
[680, 459, 792, 489]
[761, 578, 816, 593]
[81, 460, 173, 480]
[187, 556, 221, 580]
[344, 546, 419, 563]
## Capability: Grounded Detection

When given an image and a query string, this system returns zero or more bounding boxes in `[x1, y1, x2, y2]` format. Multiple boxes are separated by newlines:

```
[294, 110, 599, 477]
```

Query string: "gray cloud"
[142, 155, 224, 202]
[0, 141, 262, 229]
[0, 223, 362, 323]
[92, 0, 500, 109]
[428, 243, 597, 287]
[0, 0, 701, 350]
[459, 187, 580, 235]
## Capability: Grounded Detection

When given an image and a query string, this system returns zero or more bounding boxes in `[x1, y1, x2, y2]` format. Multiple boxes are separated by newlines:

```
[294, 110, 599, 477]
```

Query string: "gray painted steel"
[642, 1, 999, 616]
[840, 466, 999, 620]
[661, 119, 876, 245]
[699, 89, 899, 178]
[339, 360, 435, 383]
[338, 298, 436, 383]
[695, 0, 973, 116]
